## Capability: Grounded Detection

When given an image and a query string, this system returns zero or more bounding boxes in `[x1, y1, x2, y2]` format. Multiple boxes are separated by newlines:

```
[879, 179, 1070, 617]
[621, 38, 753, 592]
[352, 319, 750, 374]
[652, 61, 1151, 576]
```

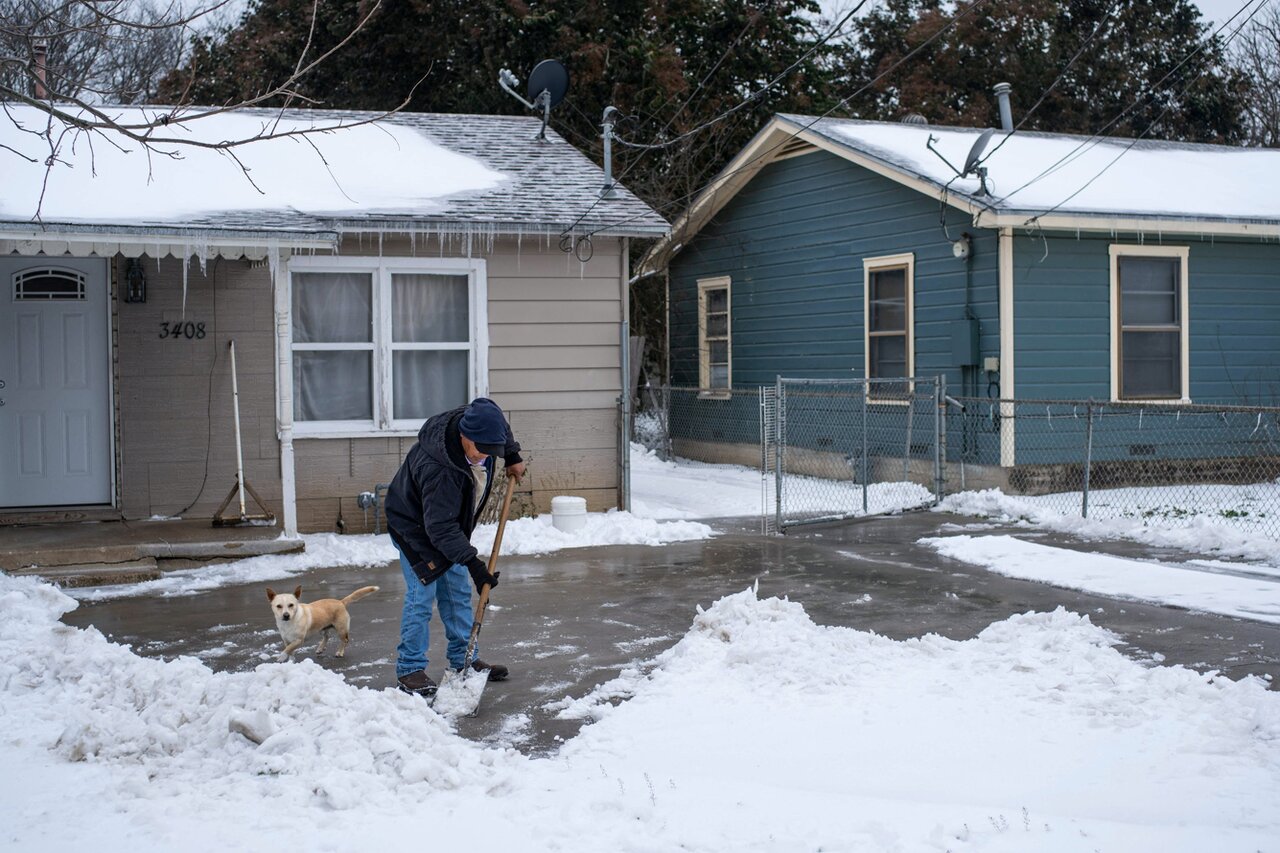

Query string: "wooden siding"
[1012, 234, 1280, 405]
[668, 150, 1000, 397]
[293, 235, 625, 532]
[115, 256, 282, 520]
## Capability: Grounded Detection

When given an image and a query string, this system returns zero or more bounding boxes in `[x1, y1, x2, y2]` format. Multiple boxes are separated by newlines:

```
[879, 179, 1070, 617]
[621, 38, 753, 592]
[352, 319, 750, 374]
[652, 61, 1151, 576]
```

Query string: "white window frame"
[697, 276, 732, 399]
[863, 253, 915, 399]
[286, 255, 489, 438]
[1109, 244, 1189, 404]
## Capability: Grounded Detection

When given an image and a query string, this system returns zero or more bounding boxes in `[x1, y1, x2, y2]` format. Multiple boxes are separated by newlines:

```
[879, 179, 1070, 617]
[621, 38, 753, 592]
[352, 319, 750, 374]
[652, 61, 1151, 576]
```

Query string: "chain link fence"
[945, 397, 1280, 540]
[635, 382, 1280, 543]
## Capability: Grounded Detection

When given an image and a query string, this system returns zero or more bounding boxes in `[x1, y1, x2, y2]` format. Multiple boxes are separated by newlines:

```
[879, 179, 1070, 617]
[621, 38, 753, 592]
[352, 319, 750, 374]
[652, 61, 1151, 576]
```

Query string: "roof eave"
[975, 209, 1280, 237]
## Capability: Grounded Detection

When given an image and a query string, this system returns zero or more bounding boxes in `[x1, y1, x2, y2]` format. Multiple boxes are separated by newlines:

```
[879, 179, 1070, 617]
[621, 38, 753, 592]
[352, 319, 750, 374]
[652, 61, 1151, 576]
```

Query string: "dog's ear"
[266, 588, 276, 601]
[293, 585, 302, 599]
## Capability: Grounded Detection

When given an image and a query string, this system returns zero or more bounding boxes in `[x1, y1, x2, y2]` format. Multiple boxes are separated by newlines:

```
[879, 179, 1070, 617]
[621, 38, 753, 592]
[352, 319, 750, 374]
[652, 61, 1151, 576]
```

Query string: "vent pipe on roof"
[993, 82, 1013, 132]
[32, 40, 48, 100]
[599, 106, 619, 199]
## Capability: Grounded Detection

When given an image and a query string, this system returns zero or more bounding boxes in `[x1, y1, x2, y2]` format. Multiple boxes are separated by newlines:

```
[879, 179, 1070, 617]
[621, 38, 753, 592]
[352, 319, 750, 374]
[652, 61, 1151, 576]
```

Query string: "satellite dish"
[527, 60, 569, 108]
[962, 128, 995, 176]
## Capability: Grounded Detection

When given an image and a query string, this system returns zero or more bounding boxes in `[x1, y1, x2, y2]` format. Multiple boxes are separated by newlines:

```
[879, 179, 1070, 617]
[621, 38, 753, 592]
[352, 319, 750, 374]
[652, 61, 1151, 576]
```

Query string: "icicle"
[1251, 413, 1262, 437]
[181, 253, 189, 318]
[1138, 409, 1143, 430]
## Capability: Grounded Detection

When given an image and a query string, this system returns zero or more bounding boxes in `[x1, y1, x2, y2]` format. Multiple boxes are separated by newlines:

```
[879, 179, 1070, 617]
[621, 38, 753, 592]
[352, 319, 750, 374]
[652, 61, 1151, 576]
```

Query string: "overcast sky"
[816, 0, 1264, 31]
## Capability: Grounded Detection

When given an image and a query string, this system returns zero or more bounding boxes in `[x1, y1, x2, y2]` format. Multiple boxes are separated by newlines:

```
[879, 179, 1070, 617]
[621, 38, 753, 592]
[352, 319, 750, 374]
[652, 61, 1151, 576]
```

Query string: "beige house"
[0, 106, 666, 537]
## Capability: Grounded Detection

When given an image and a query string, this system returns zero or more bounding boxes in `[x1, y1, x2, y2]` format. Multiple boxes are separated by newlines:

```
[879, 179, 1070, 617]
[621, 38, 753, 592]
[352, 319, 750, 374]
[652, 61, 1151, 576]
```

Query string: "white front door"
[0, 257, 112, 508]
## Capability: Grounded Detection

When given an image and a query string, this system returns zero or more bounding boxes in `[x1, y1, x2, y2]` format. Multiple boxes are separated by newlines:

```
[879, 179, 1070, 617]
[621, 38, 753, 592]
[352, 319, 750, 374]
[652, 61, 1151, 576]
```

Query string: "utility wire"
[559, 0, 869, 241]
[1022, 0, 1270, 226]
[572, 0, 998, 245]
[990, 0, 1270, 212]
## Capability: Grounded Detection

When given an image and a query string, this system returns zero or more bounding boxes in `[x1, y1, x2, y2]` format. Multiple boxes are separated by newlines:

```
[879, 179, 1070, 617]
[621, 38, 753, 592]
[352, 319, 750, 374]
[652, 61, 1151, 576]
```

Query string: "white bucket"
[550, 495, 588, 533]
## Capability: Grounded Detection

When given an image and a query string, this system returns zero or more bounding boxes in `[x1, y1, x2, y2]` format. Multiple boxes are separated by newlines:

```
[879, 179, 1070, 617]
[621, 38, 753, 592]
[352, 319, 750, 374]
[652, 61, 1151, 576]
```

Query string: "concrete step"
[13, 558, 162, 588]
[0, 535, 304, 572]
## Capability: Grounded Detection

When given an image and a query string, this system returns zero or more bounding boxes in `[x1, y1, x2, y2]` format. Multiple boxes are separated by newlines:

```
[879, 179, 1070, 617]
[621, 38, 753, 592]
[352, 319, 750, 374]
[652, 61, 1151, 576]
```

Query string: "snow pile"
[923, 535, 1280, 625]
[630, 442, 933, 520]
[939, 486, 1280, 560]
[3, 574, 1280, 850]
[472, 510, 711, 556]
[1, 104, 506, 223]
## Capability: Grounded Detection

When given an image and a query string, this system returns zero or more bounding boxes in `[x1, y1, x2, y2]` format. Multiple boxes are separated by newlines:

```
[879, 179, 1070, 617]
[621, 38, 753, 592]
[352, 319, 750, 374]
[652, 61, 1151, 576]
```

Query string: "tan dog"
[266, 584, 379, 661]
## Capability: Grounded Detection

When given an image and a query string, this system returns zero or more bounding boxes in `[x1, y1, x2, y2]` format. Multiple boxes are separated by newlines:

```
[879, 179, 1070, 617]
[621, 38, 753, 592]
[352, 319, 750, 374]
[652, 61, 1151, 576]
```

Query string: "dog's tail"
[342, 585, 380, 605]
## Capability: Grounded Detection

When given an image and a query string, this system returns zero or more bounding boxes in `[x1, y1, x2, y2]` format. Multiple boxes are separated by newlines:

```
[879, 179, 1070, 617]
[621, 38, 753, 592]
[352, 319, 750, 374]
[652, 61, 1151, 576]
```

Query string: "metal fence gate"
[762, 377, 944, 532]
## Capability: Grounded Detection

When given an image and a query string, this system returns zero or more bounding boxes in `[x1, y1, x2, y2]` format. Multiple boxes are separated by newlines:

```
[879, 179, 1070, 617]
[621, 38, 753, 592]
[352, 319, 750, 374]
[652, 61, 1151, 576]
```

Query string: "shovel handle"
[463, 473, 518, 664]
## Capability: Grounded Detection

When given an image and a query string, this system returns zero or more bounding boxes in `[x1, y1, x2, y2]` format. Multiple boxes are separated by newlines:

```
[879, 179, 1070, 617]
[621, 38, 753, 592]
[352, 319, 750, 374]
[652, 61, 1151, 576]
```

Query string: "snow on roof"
[0, 105, 667, 237]
[786, 114, 1280, 225]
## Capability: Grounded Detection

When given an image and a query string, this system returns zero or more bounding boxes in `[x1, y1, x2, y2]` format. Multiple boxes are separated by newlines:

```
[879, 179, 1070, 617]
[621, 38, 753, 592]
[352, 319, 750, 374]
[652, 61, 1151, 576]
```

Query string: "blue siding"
[1013, 234, 1280, 405]
[669, 150, 1000, 396]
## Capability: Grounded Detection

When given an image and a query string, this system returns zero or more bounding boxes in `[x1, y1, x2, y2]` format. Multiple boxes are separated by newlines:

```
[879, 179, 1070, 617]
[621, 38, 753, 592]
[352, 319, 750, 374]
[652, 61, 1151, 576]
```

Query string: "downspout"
[273, 250, 299, 537]
[619, 237, 632, 511]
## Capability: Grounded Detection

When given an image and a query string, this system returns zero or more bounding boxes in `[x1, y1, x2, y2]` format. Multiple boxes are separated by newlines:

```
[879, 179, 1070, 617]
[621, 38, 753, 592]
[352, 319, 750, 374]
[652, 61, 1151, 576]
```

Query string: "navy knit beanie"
[459, 398, 507, 455]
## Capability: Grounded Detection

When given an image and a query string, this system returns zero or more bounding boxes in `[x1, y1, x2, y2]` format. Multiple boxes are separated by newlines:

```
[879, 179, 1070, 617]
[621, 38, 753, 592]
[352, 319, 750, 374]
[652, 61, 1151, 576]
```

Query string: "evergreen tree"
[838, 0, 1249, 143]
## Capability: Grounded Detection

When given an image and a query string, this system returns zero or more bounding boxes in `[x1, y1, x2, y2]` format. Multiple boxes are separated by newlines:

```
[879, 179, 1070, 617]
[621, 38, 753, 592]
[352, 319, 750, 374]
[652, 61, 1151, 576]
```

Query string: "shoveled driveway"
[61, 512, 1280, 753]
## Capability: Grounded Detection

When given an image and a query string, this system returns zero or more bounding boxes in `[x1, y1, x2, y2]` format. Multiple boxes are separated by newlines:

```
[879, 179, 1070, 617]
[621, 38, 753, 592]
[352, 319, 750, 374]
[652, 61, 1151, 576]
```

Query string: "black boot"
[397, 670, 438, 697]
[460, 660, 508, 682]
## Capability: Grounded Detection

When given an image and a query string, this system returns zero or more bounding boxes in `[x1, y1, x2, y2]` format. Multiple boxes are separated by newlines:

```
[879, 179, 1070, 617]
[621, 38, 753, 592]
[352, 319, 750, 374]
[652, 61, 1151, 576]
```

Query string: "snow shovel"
[432, 474, 517, 717]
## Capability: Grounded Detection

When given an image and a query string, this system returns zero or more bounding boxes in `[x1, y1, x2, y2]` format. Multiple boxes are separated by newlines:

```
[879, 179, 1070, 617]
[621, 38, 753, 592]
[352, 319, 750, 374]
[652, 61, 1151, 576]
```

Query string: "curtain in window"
[294, 352, 373, 421]
[392, 274, 470, 420]
[293, 272, 371, 342]
[292, 272, 373, 421]
[394, 351, 469, 419]
[393, 274, 468, 342]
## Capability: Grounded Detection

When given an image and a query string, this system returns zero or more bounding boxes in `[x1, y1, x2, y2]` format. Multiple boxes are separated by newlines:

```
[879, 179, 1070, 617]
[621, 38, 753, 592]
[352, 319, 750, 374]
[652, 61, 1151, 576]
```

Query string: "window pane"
[706, 287, 727, 313]
[1122, 331, 1180, 398]
[1123, 291, 1178, 326]
[869, 268, 906, 332]
[1120, 257, 1178, 325]
[869, 334, 906, 379]
[706, 313, 728, 337]
[710, 364, 729, 388]
[293, 351, 372, 421]
[393, 274, 469, 342]
[709, 340, 729, 364]
[293, 272, 372, 343]
[394, 350, 469, 420]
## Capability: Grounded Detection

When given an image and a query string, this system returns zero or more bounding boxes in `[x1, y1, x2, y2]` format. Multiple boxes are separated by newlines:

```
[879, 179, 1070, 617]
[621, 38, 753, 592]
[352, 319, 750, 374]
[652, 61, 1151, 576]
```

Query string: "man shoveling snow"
[384, 397, 525, 699]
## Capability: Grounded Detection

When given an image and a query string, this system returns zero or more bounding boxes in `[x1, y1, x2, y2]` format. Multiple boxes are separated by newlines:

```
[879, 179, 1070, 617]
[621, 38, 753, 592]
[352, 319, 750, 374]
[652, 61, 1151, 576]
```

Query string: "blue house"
[646, 114, 1280, 491]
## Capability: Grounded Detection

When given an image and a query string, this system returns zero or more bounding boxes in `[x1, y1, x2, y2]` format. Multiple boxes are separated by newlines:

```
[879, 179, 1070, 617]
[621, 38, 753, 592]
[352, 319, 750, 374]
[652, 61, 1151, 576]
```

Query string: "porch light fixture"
[124, 258, 146, 303]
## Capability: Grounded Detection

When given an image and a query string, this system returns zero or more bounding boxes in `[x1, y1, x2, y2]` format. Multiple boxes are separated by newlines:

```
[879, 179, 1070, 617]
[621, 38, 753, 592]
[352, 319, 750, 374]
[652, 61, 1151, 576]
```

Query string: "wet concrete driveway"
[62, 513, 1280, 754]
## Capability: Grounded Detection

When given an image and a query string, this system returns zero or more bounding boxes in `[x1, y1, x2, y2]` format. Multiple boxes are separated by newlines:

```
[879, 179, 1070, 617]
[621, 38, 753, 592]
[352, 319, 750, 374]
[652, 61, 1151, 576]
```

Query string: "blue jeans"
[395, 548, 475, 677]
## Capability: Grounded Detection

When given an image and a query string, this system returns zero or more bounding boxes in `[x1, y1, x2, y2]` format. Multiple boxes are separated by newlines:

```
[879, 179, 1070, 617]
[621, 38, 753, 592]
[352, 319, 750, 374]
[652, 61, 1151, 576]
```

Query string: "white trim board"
[1108, 244, 1191, 404]
[283, 254, 489, 439]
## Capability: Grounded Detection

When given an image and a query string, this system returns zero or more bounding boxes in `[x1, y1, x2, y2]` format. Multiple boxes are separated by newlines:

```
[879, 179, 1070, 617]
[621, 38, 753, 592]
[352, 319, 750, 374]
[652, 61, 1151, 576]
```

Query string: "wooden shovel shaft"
[461, 474, 517, 669]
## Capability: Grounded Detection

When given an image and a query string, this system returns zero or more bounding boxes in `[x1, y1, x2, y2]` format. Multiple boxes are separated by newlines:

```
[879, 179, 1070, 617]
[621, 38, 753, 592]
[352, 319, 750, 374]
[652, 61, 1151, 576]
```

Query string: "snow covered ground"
[923, 534, 1280, 625]
[630, 442, 933, 520]
[4, 573, 1279, 852]
[939, 483, 1280, 561]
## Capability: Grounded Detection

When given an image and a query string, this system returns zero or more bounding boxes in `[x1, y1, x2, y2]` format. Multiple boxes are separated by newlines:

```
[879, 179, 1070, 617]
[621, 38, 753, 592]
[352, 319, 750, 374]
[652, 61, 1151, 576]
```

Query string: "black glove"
[466, 556, 499, 593]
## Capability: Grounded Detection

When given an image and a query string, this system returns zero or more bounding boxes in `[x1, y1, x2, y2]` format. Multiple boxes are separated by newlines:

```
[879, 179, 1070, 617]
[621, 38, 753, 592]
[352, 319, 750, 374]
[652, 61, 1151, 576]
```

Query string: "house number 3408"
[159, 321, 207, 339]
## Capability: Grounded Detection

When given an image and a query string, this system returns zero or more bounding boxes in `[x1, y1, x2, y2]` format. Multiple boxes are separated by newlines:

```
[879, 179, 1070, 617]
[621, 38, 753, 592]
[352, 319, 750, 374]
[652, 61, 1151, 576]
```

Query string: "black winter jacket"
[384, 404, 522, 586]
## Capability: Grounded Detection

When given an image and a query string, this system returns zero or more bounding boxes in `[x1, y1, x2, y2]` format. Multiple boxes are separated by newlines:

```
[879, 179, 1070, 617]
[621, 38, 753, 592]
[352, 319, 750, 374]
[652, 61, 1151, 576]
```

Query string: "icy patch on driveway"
[922, 534, 1280, 624]
[5, 574, 1280, 851]
[70, 510, 712, 601]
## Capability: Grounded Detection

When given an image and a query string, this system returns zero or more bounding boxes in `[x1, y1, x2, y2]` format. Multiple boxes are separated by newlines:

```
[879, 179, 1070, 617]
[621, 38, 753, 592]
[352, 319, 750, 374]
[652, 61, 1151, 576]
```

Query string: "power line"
[572, 0, 999, 245]
[991, 0, 1271, 213]
[558, 0, 870, 242]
